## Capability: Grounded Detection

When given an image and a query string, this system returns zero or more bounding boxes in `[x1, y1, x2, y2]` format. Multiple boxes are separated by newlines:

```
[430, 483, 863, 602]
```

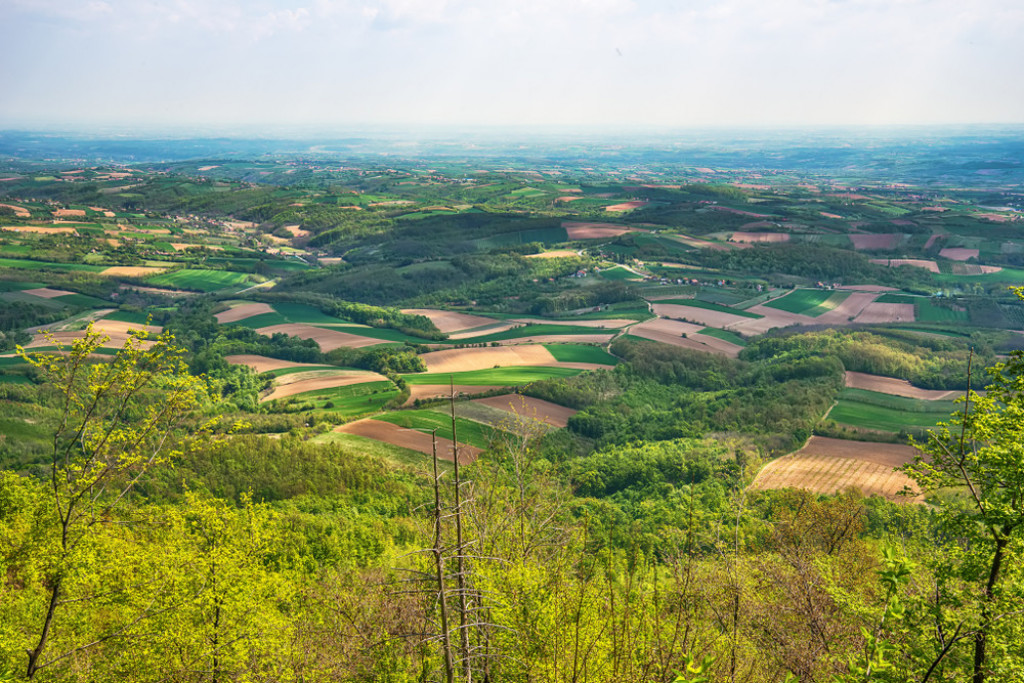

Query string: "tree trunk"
[26, 576, 62, 679]
[973, 534, 1008, 683]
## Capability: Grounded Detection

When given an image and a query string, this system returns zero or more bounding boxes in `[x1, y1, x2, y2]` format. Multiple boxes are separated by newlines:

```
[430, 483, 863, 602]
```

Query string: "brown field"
[844, 371, 961, 400]
[53, 209, 86, 218]
[852, 303, 916, 324]
[923, 234, 940, 249]
[850, 234, 901, 250]
[819, 212, 843, 219]
[225, 354, 328, 373]
[255, 324, 381, 351]
[197, 165, 220, 171]
[448, 322, 521, 340]
[563, 221, 640, 239]
[949, 264, 1002, 275]
[0, 203, 30, 217]
[815, 292, 882, 324]
[261, 371, 386, 403]
[473, 394, 577, 428]
[22, 287, 75, 299]
[729, 232, 789, 243]
[870, 259, 940, 273]
[2, 225, 77, 235]
[749, 436, 921, 501]
[605, 201, 649, 212]
[100, 266, 167, 277]
[524, 250, 579, 259]
[556, 196, 582, 203]
[981, 265, 1003, 274]
[215, 302, 275, 324]
[406, 384, 504, 405]
[629, 318, 742, 357]
[420, 345, 558, 373]
[400, 308, 499, 334]
[318, 257, 344, 266]
[336, 419, 480, 464]
[650, 303, 754, 330]
[939, 247, 979, 261]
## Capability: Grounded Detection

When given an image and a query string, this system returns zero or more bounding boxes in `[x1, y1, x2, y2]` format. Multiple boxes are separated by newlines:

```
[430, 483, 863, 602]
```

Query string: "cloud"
[0, 0, 1021, 128]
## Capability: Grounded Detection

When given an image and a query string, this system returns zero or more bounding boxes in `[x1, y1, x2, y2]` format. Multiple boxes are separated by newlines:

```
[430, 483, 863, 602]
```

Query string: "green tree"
[906, 345, 1024, 682]
[14, 324, 217, 679]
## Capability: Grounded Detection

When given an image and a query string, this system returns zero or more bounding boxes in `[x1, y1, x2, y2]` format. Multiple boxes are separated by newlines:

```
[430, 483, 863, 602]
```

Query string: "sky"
[1, 0, 1022, 132]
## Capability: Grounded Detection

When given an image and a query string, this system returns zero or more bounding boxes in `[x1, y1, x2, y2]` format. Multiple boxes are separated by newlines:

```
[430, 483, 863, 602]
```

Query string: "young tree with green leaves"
[906, 344, 1024, 682]
[14, 324, 218, 679]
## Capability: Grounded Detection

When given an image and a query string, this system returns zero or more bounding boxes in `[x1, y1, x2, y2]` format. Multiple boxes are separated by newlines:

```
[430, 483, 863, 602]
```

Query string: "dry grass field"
[750, 436, 921, 501]
[629, 318, 742, 357]
[22, 287, 75, 299]
[729, 232, 790, 243]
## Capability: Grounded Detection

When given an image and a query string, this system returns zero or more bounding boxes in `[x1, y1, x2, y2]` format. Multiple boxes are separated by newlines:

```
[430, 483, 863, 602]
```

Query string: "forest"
[1, 137, 1024, 682]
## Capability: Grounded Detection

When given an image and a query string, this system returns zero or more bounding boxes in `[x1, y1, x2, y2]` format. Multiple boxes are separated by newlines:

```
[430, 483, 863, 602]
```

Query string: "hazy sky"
[1, 0, 1022, 131]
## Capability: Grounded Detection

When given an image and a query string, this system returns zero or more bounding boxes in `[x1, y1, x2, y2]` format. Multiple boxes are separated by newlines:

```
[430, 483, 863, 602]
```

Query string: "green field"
[763, 289, 850, 316]
[402, 366, 586, 386]
[267, 380, 398, 417]
[599, 266, 642, 281]
[932, 267, 1024, 285]
[875, 294, 970, 322]
[543, 344, 619, 364]
[828, 388, 959, 433]
[54, 293, 110, 308]
[0, 257, 105, 273]
[146, 269, 253, 292]
[655, 299, 762, 319]
[697, 327, 747, 347]
[374, 409, 498, 449]
[259, 365, 346, 378]
[102, 310, 155, 325]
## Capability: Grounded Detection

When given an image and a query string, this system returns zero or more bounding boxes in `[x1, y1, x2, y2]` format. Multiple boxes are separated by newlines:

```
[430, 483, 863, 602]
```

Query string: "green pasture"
[599, 266, 642, 281]
[259, 365, 346, 379]
[147, 269, 252, 292]
[655, 299, 762, 319]
[374, 409, 498, 450]
[828, 388, 959, 433]
[543, 344, 619, 365]
[0, 281, 44, 292]
[0, 258, 105, 273]
[763, 289, 850, 316]
[102, 310, 156, 325]
[933, 267, 1024, 285]
[310, 431, 428, 468]
[54, 293, 110, 308]
[697, 328, 747, 347]
[402, 366, 585, 386]
[268, 380, 398, 417]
